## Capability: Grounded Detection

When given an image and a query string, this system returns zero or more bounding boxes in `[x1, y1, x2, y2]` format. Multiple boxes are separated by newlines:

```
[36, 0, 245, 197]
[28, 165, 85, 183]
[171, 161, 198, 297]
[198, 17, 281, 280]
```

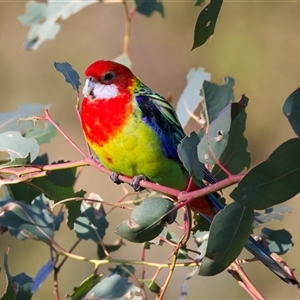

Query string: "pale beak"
[83, 77, 95, 98]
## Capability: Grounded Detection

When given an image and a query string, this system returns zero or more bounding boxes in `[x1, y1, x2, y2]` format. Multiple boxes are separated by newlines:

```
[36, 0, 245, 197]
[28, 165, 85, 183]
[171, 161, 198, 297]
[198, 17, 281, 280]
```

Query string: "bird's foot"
[110, 172, 123, 185]
[131, 175, 147, 192]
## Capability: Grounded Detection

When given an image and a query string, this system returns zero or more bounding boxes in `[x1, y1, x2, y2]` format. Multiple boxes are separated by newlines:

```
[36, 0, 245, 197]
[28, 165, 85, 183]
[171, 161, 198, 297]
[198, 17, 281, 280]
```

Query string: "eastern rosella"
[80, 60, 298, 286]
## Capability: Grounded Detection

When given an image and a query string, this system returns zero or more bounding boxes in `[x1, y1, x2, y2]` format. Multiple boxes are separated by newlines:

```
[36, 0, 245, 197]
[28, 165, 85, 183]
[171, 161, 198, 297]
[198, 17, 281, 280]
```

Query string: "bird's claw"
[110, 172, 123, 185]
[131, 175, 147, 192]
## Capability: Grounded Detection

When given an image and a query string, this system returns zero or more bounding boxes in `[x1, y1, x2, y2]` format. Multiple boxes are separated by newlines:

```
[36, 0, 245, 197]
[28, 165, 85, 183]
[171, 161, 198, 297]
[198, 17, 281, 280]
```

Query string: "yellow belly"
[89, 115, 187, 190]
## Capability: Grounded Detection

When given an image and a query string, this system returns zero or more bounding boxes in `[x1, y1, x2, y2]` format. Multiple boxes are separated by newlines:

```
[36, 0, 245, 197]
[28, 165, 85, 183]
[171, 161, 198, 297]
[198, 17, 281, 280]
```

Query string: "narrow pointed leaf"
[199, 202, 254, 276]
[283, 87, 300, 137]
[142, 279, 161, 294]
[32, 259, 54, 293]
[231, 138, 300, 209]
[192, 0, 223, 50]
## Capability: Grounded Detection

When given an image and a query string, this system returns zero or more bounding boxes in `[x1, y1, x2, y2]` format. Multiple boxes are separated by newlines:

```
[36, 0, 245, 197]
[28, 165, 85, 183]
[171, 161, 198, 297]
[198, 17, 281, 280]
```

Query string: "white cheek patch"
[92, 83, 118, 99]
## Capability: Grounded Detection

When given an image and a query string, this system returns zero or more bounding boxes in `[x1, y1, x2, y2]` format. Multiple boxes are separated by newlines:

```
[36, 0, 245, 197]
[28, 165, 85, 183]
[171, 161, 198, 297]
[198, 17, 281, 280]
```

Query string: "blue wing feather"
[135, 95, 185, 163]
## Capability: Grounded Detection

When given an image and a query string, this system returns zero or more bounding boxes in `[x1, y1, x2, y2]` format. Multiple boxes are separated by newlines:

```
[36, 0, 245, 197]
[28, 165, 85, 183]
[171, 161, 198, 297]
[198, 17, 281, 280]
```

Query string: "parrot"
[80, 59, 298, 286]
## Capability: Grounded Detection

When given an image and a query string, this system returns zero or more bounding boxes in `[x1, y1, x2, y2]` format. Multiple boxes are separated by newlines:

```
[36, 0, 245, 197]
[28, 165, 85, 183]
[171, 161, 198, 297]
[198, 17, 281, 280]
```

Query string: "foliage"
[0, 1, 299, 300]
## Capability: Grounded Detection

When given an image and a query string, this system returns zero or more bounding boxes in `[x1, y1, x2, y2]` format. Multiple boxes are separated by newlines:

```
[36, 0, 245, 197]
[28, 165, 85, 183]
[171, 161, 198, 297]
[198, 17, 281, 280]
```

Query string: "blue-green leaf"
[134, 0, 164, 17]
[54, 62, 81, 92]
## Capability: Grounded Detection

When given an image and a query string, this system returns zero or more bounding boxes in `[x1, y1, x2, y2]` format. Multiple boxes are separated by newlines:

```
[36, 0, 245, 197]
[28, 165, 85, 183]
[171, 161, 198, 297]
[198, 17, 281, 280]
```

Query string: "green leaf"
[199, 202, 254, 276]
[176, 68, 211, 128]
[19, 0, 97, 50]
[74, 201, 109, 242]
[2, 254, 33, 300]
[192, 0, 223, 50]
[54, 62, 81, 92]
[0, 131, 39, 164]
[134, 0, 164, 17]
[212, 96, 250, 180]
[0, 155, 31, 169]
[178, 131, 205, 180]
[261, 228, 294, 255]
[69, 274, 103, 300]
[254, 206, 292, 227]
[282, 87, 300, 137]
[7, 163, 83, 229]
[198, 99, 250, 178]
[115, 197, 177, 243]
[24, 122, 56, 144]
[194, 0, 205, 6]
[0, 103, 51, 134]
[97, 239, 124, 259]
[0, 198, 59, 243]
[142, 279, 161, 294]
[230, 138, 300, 209]
[84, 274, 134, 299]
[108, 264, 135, 278]
[202, 77, 235, 124]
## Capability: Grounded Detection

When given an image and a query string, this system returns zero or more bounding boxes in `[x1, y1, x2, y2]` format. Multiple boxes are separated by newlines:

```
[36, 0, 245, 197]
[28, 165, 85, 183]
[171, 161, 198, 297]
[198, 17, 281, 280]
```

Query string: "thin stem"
[122, 0, 130, 54]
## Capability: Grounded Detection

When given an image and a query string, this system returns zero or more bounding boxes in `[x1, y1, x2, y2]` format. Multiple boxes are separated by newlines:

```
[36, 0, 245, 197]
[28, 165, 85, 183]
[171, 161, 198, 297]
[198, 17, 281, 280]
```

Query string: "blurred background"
[1, 1, 300, 299]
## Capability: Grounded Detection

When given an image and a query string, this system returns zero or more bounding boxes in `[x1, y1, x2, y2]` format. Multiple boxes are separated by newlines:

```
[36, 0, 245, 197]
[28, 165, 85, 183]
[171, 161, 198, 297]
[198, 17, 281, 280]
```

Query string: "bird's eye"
[102, 72, 114, 82]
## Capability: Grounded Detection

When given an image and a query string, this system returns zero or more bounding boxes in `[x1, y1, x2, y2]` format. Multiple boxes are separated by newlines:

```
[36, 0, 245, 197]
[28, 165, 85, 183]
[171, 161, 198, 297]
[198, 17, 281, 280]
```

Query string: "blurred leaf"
[192, 0, 223, 50]
[0, 103, 50, 134]
[74, 201, 108, 242]
[115, 197, 177, 243]
[283, 87, 300, 137]
[194, 0, 205, 6]
[231, 138, 300, 209]
[262, 228, 294, 255]
[54, 62, 81, 92]
[212, 96, 251, 180]
[7, 163, 83, 229]
[178, 131, 205, 180]
[114, 54, 132, 68]
[193, 230, 209, 247]
[0, 131, 39, 163]
[254, 206, 292, 226]
[198, 100, 250, 179]
[176, 68, 211, 128]
[97, 239, 124, 259]
[2, 253, 33, 300]
[24, 122, 56, 144]
[69, 274, 103, 300]
[19, 0, 97, 50]
[202, 77, 235, 124]
[84, 274, 133, 299]
[32, 259, 54, 293]
[199, 202, 254, 276]
[0, 198, 60, 243]
[108, 264, 135, 278]
[134, 0, 164, 17]
[179, 265, 200, 300]
[142, 279, 161, 294]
